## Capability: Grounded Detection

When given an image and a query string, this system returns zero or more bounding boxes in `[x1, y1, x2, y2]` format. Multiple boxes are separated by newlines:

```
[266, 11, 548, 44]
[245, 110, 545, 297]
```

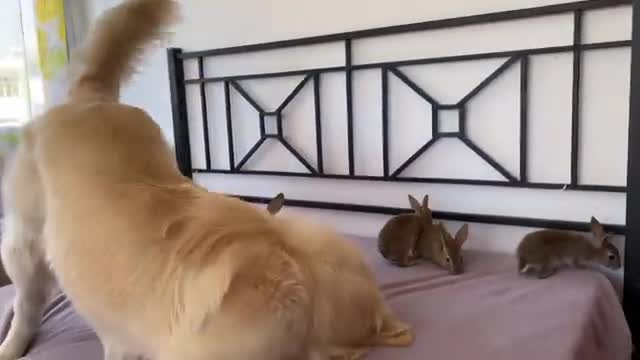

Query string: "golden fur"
[0, 0, 412, 359]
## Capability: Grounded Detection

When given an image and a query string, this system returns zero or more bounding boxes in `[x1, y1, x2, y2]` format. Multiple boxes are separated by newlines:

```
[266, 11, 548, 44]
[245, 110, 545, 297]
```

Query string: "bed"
[163, 0, 640, 358]
[0, 234, 630, 359]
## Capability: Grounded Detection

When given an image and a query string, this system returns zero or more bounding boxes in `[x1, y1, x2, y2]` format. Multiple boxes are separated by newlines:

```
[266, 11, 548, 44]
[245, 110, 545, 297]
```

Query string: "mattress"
[0, 235, 631, 360]
[350, 235, 632, 360]
[0, 287, 101, 360]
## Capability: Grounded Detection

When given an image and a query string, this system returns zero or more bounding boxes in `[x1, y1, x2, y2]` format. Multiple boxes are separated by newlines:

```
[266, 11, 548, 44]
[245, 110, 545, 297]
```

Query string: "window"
[0, 76, 20, 98]
[0, 0, 69, 127]
[0, 0, 31, 125]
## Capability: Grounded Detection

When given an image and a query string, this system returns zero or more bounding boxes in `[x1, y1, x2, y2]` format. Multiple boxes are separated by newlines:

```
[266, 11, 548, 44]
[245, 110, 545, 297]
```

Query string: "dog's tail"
[68, 0, 178, 103]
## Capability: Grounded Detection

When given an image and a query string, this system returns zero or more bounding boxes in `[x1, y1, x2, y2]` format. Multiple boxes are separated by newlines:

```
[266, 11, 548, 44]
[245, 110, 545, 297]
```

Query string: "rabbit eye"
[609, 254, 616, 260]
[445, 257, 451, 263]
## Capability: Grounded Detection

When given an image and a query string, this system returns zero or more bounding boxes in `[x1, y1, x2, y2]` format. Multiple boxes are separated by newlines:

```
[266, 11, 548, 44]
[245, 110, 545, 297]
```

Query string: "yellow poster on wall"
[35, 0, 68, 80]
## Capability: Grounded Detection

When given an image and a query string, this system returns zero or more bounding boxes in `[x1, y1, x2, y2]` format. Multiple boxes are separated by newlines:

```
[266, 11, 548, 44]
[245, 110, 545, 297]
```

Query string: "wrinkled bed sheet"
[0, 235, 631, 360]
[351, 236, 632, 360]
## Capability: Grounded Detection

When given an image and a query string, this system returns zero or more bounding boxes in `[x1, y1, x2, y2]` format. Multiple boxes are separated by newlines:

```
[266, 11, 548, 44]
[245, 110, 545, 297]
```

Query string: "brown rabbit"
[516, 216, 621, 279]
[417, 222, 469, 275]
[267, 192, 285, 215]
[378, 194, 431, 267]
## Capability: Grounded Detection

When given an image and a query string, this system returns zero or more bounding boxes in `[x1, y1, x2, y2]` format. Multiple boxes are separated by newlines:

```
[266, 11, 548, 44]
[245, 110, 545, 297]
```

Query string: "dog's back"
[11, 106, 315, 359]
[2, 1, 315, 355]
[24, 105, 315, 358]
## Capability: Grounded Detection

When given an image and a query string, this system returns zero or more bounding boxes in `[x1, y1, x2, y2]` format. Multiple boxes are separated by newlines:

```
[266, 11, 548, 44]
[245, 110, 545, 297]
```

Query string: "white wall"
[82, 0, 631, 285]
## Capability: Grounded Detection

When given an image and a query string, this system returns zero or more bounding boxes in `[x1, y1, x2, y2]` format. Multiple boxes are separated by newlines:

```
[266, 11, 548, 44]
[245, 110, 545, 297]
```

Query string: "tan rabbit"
[378, 194, 431, 267]
[516, 216, 621, 279]
[267, 192, 285, 215]
[418, 222, 469, 275]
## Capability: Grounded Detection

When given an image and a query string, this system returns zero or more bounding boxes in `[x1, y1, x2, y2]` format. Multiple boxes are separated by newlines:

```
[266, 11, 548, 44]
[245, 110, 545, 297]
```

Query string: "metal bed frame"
[167, 0, 640, 349]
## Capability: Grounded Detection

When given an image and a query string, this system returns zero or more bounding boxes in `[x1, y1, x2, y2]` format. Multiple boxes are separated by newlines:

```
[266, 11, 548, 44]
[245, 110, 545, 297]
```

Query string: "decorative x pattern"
[384, 56, 522, 182]
[229, 74, 319, 174]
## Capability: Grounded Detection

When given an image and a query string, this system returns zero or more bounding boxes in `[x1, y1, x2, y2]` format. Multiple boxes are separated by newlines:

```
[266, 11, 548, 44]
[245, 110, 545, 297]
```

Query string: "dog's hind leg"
[0, 214, 53, 360]
[0, 142, 53, 360]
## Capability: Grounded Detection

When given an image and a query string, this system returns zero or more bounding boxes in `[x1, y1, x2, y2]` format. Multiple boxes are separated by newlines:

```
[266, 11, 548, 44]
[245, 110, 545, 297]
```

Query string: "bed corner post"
[167, 47, 193, 179]
[625, 0, 640, 355]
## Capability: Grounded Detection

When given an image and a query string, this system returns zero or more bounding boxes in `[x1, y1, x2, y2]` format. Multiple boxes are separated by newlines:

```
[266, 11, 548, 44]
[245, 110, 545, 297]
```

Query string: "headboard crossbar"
[235, 194, 626, 234]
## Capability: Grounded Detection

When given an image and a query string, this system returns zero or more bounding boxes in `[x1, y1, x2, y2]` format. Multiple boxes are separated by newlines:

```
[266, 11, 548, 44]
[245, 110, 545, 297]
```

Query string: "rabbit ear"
[408, 195, 423, 215]
[590, 216, 607, 246]
[454, 224, 469, 247]
[267, 193, 285, 215]
[440, 232, 448, 253]
[435, 223, 447, 248]
[421, 194, 430, 212]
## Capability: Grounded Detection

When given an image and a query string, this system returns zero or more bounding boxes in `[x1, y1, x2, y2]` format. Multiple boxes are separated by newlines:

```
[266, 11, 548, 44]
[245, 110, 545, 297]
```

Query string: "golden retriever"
[0, 0, 413, 359]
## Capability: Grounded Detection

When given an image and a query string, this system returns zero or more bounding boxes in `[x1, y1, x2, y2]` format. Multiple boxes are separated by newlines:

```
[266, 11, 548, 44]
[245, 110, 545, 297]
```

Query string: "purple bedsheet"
[0, 235, 631, 359]
[0, 287, 101, 360]
[350, 235, 632, 360]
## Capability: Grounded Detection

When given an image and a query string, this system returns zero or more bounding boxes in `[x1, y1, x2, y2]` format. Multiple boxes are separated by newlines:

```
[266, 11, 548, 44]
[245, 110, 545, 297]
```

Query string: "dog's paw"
[0, 342, 25, 360]
[0, 351, 21, 360]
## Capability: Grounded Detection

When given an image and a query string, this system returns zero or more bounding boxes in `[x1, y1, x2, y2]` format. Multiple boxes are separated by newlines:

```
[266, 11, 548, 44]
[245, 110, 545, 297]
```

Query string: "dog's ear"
[164, 215, 234, 332]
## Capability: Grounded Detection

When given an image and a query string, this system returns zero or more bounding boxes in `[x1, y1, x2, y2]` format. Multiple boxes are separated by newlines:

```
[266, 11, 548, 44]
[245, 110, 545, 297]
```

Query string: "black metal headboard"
[167, 0, 640, 346]
[168, 0, 630, 230]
